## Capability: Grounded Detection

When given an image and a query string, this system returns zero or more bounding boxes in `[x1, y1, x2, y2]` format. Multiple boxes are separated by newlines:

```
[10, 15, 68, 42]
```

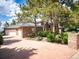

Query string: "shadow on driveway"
[0, 48, 37, 59]
[3, 40, 21, 45]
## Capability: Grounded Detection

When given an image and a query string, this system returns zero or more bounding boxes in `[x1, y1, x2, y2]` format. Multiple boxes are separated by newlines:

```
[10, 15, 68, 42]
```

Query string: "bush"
[55, 32, 68, 44]
[61, 32, 68, 44]
[0, 34, 3, 45]
[55, 34, 62, 43]
[37, 31, 50, 37]
[37, 31, 45, 37]
[47, 32, 55, 42]
[38, 31, 68, 44]
[36, 36, 43, 41]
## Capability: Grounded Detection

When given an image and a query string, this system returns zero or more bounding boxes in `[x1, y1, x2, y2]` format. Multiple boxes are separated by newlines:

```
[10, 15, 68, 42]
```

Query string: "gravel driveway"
[0, 36, 77, 59]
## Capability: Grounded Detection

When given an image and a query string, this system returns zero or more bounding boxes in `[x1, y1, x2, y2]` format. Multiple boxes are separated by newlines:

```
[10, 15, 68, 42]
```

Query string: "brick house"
[5, 22, 43, 38]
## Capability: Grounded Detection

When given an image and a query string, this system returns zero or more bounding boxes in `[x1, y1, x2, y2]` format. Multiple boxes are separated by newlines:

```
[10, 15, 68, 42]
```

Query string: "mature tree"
[60, 1, 79, 31]
[11, 20, 16, 25]
[40, 2, 71, 34]
[16, 13, 23, 22]
[20, 0, 41, 36]
[69, 1, 79, 31]
[4, 22, 9, 27]
[59, 0, 74, 7]
[17, 0, 72, 35]
[16, 12, 33, 22]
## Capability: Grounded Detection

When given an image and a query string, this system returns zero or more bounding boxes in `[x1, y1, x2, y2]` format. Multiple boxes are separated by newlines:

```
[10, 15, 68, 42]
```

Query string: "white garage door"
[9, 32, 17, 36]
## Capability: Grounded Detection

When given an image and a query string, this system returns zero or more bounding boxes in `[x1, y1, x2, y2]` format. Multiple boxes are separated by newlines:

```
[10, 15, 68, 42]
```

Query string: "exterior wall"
[5, 26, 43, 38]
[37, 27, 43, 32]
[5, 28, 23, 38]
[22, 27, 43, 38]
[22, 27, 33, 38]
[5, 28, 18, 36]
[17, 28, 23, 38]
[68, 32, 79, 49]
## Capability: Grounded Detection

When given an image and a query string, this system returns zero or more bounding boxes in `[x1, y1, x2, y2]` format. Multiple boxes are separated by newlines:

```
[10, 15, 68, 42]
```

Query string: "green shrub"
[55, 32, 68, 44]
[0, 34, 3, 45]
[47, 32, 55, 42]
[42, 31, 47, 37]
[38, 31, 68, 44]
[36, 36, 43, 41]
[37, 31, 45, 37]
[61, 32, 68, 44]
[37, 31, 50, 37]
[55, 34, 62, 43]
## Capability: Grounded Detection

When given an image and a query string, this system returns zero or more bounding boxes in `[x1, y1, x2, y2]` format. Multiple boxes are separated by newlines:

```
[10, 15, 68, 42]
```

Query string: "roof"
[5, 22, 42, 29]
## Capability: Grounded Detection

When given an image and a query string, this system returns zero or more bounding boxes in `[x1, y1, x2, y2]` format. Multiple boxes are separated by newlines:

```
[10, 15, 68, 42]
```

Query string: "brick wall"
[68, 32, 79, 49]
[22, 27, 33, 38]
[5, 26, 43, 38]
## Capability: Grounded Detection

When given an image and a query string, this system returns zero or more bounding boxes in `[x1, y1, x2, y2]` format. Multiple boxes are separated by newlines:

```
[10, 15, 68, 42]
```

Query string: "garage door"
[9, 31, 17, 36]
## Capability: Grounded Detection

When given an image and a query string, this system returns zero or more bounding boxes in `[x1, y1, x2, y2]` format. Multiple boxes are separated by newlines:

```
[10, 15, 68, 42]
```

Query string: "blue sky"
[15, 0, 26, 5]
[0, 0, 78, 23]
[0, 0, 26, 22]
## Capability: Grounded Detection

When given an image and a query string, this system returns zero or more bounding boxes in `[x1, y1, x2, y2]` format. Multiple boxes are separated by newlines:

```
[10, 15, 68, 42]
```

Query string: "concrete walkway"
[70, 51, 79, 59]
[0, 37, 77, 59]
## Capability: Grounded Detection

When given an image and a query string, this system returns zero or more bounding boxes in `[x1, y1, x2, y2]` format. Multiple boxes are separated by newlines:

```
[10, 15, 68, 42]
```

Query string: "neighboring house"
[5, 22, 43, 38]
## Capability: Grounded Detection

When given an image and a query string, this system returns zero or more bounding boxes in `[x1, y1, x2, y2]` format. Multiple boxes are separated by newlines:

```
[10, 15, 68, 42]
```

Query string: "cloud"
[0, 0, 21, 24]
[0, 0, 20, 17]
[7, 16, 18, 24]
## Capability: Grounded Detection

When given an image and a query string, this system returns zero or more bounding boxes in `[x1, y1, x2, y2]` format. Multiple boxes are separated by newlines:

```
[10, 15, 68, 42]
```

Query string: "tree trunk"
[43, 24, 45, 31]
[42, 22, 45, 31]
[34, 16, 37, 36]
[49, 14, 54, 32]
[54, 17, 59, 34]
[54, 24, 59, 34]
[50, 19, 54, 32]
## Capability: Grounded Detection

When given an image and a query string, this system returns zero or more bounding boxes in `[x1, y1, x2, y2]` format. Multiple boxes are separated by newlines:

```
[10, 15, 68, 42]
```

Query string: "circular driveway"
[0, 37, 77, 59]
